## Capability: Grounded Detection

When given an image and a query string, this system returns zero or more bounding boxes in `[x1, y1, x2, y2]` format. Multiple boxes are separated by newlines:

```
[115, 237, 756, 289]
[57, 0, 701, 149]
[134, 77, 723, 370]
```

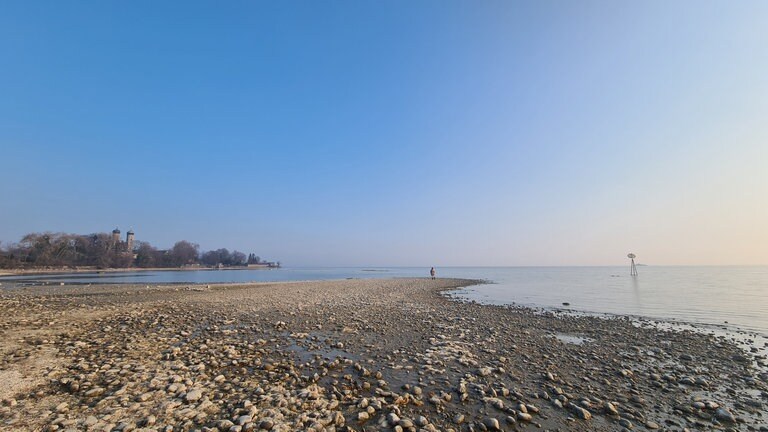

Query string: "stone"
[619, 418, 633, 429]
[569, 403, 592, 420]
[714, 407, 736, 423]
[387, 413, 401, 425]
[483, 417, 501, 431]
[184, 389, 203, 402]
[399, 418, 415, 428]
[85, 387, 105, 397]
[694, 377, 709, 387]
[517, 412, 533, 422]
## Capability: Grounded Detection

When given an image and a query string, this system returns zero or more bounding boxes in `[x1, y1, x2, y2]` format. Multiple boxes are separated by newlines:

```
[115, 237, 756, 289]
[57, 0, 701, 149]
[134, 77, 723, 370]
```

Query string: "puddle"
[284, 333, 360, 364]
[553, 333, 592, 345]
[286, 343, 357, 363]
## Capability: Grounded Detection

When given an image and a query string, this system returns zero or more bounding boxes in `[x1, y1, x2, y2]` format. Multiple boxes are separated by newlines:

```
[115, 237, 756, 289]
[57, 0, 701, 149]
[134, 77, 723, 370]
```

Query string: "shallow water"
[2, 265, 767, 337]
[444, 266, 768, 338]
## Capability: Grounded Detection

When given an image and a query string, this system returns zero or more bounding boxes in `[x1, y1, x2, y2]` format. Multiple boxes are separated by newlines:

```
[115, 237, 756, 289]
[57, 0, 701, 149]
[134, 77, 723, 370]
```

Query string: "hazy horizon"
[1, 1, 766, 267]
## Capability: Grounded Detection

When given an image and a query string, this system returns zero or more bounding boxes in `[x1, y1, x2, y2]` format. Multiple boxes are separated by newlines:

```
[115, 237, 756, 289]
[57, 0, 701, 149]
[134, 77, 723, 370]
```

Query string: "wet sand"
[0, 278, 766, 431]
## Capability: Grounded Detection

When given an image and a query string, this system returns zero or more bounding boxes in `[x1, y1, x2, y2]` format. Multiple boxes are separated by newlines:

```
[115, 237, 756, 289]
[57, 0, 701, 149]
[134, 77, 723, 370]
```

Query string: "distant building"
[111, 227, 135, 254]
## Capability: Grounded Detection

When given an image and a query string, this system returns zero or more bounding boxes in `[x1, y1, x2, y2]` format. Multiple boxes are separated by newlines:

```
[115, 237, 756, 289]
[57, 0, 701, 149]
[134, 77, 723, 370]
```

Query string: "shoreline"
[0, 265, 278, 278]
[0, 278, 765, 431]
[447, 289, 768, 349]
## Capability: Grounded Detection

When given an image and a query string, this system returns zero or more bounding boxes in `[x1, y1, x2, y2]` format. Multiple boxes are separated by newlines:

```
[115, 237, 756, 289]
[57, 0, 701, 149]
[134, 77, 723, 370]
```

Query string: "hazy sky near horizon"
[1, 1, 767, 266]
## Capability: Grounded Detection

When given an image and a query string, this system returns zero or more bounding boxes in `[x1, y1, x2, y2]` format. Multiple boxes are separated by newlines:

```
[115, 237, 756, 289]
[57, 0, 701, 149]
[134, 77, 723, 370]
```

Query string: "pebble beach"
[1, 278, 766, 432]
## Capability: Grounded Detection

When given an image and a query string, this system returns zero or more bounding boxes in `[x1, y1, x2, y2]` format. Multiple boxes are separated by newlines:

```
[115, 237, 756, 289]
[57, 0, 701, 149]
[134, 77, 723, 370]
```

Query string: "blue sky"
[1, 1, 766, 266]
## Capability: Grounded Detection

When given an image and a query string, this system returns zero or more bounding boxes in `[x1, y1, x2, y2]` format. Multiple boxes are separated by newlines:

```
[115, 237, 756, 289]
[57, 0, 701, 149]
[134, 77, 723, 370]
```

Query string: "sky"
[1, 1, 767, 266]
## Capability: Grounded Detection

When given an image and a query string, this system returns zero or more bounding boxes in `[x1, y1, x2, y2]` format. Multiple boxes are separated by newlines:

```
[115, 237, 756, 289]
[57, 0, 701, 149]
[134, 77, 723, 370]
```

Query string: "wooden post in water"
[628, 253, 638, 276]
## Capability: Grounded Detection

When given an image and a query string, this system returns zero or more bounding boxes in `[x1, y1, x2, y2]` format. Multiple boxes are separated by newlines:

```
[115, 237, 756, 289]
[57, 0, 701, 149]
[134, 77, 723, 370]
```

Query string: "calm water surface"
[3, 266, 766, 336]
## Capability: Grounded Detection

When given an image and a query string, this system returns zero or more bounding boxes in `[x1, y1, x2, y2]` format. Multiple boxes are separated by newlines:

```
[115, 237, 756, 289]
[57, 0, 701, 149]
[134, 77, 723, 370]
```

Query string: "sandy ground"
[0, 278, 766, 432]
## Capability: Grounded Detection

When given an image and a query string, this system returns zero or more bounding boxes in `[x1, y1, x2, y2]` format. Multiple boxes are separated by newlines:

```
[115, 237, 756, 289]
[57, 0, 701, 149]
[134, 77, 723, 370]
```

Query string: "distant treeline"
[0, 232, 278, 270]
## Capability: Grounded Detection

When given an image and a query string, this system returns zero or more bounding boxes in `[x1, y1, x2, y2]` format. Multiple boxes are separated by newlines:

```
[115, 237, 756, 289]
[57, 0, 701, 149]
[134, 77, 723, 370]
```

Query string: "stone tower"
[112, 228, 121, 245]
[126, 229, 135, 252]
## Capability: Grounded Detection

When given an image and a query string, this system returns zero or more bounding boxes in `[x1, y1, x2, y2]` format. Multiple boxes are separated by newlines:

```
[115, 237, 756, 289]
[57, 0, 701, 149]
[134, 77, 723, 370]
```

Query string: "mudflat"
[0, 278, 765, 431]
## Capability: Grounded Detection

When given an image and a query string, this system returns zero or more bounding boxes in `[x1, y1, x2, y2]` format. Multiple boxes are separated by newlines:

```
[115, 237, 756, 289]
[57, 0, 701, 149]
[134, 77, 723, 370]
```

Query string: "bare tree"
[168, 241, 199, 267]
[230, 251, 247, 266]
[135, 241, 157, 268]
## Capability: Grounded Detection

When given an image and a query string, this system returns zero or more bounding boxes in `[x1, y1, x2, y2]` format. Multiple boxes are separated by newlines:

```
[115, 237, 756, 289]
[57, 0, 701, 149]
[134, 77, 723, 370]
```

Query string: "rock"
[619, 418, 633, 429]
[517, 412, 533, 422]
[84, 387, 105, 397]
[184, 389, 203, 402]
[694, 377, 709, 387]
[483, 417, 501, 431]
[569, 403, 592, 420]
[714, 407, 736, 423]
[357, 411, 369, 422]
[605, 402, 619, 415]
[387, 413, 401, 425]
[645, 421, 660, 429]
[453, 414, 465, 424]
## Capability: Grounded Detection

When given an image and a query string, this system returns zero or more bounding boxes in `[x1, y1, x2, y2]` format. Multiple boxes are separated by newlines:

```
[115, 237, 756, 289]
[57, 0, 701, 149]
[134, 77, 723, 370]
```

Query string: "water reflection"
[2, 266, 767, 337]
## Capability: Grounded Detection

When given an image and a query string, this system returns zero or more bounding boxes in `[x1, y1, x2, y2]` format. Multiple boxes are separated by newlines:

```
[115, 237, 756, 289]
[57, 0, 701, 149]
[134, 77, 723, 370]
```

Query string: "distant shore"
[0, 264, 277, 278]
[0, 278, 764, 431]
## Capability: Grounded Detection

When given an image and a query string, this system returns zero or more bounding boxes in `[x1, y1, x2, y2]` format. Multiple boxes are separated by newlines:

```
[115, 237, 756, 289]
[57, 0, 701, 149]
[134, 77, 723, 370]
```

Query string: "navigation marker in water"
[628, 253, 638, 276]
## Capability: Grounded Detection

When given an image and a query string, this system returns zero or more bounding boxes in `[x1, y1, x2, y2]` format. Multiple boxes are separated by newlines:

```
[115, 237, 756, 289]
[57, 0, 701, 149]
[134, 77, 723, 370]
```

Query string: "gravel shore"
[0, 278, 766, 432]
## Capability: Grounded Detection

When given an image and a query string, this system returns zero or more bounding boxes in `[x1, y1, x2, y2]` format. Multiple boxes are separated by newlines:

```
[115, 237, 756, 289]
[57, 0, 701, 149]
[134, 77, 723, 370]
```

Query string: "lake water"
[2, 266, 767, 337]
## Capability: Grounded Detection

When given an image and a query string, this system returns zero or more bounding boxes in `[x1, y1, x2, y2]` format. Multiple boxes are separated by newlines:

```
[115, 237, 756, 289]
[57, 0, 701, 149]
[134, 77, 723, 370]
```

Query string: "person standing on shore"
[430, 267, 436, 279]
